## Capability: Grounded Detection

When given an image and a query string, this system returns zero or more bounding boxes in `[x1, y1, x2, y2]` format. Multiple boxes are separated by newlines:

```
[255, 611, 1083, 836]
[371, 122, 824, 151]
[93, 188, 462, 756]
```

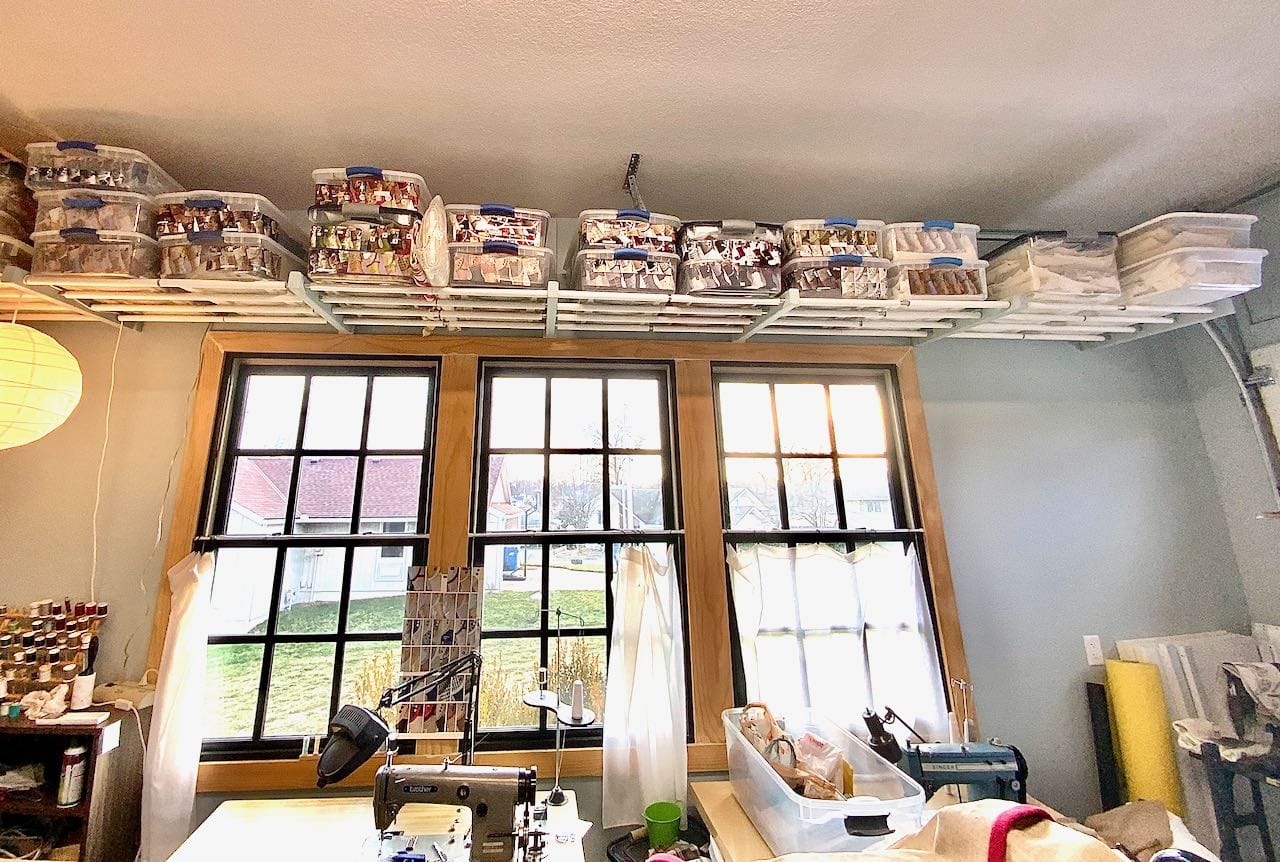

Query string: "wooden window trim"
[146, 332, 969, 793]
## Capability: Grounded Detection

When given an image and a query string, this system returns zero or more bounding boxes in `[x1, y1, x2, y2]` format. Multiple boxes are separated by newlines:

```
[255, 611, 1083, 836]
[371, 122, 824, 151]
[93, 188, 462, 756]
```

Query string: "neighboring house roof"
[234, 456, 420, 522]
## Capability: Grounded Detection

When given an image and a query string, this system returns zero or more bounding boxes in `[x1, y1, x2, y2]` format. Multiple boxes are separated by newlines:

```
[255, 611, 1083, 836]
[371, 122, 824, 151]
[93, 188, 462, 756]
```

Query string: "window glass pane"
[204, 644, 263, 739]
[549, 544, 605, 627]
[840, 458, 895, 529]
[550, 635, 607, 723]
[608, 378, 661, 449]
[724, 457, 781, 529]
[358, 455, 422, 533]
[485, 454, 543, 531]
[550, 377, 602, 448]
[755, 565, 800, 631]
[347, 546, 411, 633]
[718, 382, 775, 454]
[490, 377, 546, 448]
[866, 627, 933, 717]
[830, 385, 886, 455]
[479, 637, 541, 729]
[805, 632, 870, 722]
[751, 633, 806, 714]
[302, 376, 368, 449]
[609, 454, 665, 530]
[263, 642, 336, 736]
[775, 384, 832, 454]
[339, 640, 400, 727]
[794, 548, 862, 631]
[209, 547, 277, 635]
[276, 547, 344, 634]
[238, 375, 304, 449]
[294, 456, 358, 533]
[854, 543, 919, 627]
[225, 456, 291, 535]
[480, 544, 543, 630]
[367, 376, 431, 449]
[549, 454, 602, 531]
[783, 458, 839, 528]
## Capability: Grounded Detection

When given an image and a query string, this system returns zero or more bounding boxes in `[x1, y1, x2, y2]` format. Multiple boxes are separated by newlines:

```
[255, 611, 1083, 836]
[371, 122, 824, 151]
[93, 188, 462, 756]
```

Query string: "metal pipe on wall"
[1203, 317, 1280, 511]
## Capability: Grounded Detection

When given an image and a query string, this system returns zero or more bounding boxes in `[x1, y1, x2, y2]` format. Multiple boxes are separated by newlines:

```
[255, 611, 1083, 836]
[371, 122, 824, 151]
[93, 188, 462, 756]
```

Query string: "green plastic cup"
[644, 800, 682, 849]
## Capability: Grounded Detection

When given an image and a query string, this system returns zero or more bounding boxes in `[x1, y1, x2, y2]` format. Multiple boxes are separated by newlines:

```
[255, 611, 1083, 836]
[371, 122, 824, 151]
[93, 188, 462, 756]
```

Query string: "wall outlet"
[1083, 635, 1105, 666]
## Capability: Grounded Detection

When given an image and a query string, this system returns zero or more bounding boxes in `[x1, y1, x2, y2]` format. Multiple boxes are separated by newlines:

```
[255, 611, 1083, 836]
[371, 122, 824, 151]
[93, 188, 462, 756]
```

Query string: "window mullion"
[280, 375, 314, 536]
[251, 545, 289, 741]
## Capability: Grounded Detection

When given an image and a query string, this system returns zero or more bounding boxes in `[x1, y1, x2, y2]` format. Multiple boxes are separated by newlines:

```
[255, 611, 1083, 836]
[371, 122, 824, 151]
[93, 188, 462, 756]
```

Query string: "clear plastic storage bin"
[985, 233, 1120, 302]
[678, 260, 780, 296]
[887, 257, 988, 300]
[0, 163, 36, 232]
[35, 189, 155, 235]
[25, 141, 180, 196]
[31, 228, 159, 278]
[160, 231, 303, 281]
[883, 221, 980, 262]
[446, 204, 550, 247]
[154, 191, 287, 240]
[0, 235, 34, 271]
[312, 167, 427, 214]
[574, 248, 678, 293]
[1117, 212, 1256, 269]
[449, 241, 554, 288]
[782, 254, 890, 299]
[309, 219, 418, 284]
[679, 220, 782, 265]
[723, 708, 925, 855]
[578, 209, 680, 253]
[1119, 246, 1267, 306]
[783, 218, 885, 259]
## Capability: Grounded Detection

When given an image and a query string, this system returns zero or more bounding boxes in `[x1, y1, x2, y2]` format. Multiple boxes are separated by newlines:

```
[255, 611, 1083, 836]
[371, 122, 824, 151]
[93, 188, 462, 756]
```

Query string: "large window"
[716, 368, 948, 738]
[472, 363, 681, 745]
[200, 362, 436, 757]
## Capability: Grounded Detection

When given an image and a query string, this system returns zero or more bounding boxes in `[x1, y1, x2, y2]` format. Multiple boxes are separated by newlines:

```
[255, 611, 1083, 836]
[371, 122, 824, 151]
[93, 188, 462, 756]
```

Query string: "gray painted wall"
[0, 323, 1253, 839]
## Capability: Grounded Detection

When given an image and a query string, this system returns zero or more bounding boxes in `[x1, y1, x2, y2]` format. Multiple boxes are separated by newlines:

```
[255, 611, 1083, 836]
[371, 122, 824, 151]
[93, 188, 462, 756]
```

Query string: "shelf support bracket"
[4, 267, 129, 328]
[287, 271, 350, 334]
[736, 289, 799, 342]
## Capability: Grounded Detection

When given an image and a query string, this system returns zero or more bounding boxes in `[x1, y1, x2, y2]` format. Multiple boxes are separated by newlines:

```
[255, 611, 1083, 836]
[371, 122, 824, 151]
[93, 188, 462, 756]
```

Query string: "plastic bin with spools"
[723, 706, 925, 855]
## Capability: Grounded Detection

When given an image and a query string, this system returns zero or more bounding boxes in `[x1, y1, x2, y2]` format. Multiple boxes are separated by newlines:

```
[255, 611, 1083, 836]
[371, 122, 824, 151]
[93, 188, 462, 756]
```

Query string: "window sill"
[196, 741, 728, 793]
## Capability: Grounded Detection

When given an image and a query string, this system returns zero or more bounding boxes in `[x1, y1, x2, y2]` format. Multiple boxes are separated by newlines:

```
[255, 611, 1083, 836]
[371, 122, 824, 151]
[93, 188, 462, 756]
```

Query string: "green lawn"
[205, 589, 608, 739]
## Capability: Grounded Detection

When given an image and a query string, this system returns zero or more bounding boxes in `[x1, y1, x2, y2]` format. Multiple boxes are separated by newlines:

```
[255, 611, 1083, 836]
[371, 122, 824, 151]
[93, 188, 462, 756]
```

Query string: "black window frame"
[470, 360, 691, 750]
[198, 357, 439, 761]
[712, 363, 949, 715]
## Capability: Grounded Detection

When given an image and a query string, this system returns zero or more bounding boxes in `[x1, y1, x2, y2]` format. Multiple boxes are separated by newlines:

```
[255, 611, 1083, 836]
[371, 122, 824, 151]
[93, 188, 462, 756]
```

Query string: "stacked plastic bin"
[573, 209, 681, 293]
[0, 161, 36, 273]
[677, 220, 782, 296]
[780, 218, 889, 299]
[882, 220, 987, 300]
[154, 191, 302, 281]
[25, 141, 181, 278]
[984, 233, 1121, 303]
[443, 203, 553, 288]
[1116, 213, 1268, 306]
[309, 166, 428, 284]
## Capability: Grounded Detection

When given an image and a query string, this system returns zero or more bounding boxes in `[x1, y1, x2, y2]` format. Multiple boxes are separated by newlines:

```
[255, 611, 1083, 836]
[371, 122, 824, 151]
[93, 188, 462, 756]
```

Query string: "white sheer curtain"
[602, 545, 687, 827]
[726, 542, 947, 744]
[141, 550, 214, 862]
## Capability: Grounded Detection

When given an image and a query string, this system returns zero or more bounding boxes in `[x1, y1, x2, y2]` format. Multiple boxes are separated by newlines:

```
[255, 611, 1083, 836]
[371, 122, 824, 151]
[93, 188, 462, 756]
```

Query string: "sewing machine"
[902, 742, 1028, 804]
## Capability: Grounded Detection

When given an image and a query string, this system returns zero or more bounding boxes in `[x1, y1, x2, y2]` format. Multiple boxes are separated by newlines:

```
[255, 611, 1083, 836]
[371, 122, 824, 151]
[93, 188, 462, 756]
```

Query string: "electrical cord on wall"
[89, 323, 125, 604]
[92, 699, 147, 759]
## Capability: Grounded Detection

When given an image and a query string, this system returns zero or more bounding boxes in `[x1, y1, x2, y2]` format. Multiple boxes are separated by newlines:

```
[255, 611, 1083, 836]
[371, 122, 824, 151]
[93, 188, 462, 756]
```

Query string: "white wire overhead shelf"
[0, 269, 1238, 348]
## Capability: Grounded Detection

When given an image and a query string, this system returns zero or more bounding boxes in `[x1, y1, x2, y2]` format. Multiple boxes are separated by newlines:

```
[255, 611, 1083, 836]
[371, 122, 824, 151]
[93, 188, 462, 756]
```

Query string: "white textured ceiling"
[2, 1, 1279, 231]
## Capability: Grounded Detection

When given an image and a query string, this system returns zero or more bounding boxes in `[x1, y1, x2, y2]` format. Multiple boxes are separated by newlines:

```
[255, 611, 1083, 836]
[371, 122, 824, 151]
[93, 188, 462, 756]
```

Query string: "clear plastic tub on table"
[783, 218, 885, 259]
[573, 248, 678, 293]
[782, 254, 890, 299]
[1119, 246, 1267, 306]
[25, 141, 180, 195]
[309, 218, 419, 284]
[160, 231, 304, 281]
[446, 203, 550, 247]
[1117, 212, 1257, 269]
[0, 163, 36, 232]
[578, 209, 680, 253]
[886, 257, 988, 300]
[35, 189, 155, 235]
[448, 241, 554, 288]
[985, 233, 1120, 302]
[154, 191, 288, 240]
[312, 166, 427, 214]
[0, 235, 34, 271]
[882, 221, 979, 262]
[31, 228, 159, 278]
[723, 708, 925, 855]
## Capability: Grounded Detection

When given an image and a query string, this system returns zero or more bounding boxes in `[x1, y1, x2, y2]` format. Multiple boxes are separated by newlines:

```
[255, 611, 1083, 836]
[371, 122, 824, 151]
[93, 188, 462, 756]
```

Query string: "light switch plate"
[1083, 635, 1105, 666]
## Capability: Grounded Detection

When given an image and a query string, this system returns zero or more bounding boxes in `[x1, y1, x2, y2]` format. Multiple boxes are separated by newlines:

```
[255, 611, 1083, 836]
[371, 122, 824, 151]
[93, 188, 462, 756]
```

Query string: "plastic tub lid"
[154, 190, 288, 224]
[159, 230, 305, 268]
[308, 205, 420, 227]
[984, 231, 1118, 261]
[783, 218, 887, 230]
[682, 219, 783, 233]
[449, 241, 553, 257]
[890, 256, 987, 270]
[446, 202, 552, 220]
[34, 188, 152, 206]
[32, 228, 158, 247]
[575, 248, 680, 263]
[579, 208, 680, 225]
[1118, 245, 1268, 273]
[26, 141, 181, 193]
[1118, 211, 1257, 238]
[311, 166, 429, 199]
[782, 254, 890, 276]
[887, 220, 979, 232]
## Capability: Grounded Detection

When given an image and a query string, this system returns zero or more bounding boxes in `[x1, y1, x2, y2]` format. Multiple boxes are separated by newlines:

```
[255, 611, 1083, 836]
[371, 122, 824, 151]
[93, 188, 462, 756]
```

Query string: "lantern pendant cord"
[90, 324, 124, 603]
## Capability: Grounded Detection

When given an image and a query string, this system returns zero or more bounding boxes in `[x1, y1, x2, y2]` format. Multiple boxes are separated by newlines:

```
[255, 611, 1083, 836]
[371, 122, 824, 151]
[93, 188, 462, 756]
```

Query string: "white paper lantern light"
[0, 323, 83, 450]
